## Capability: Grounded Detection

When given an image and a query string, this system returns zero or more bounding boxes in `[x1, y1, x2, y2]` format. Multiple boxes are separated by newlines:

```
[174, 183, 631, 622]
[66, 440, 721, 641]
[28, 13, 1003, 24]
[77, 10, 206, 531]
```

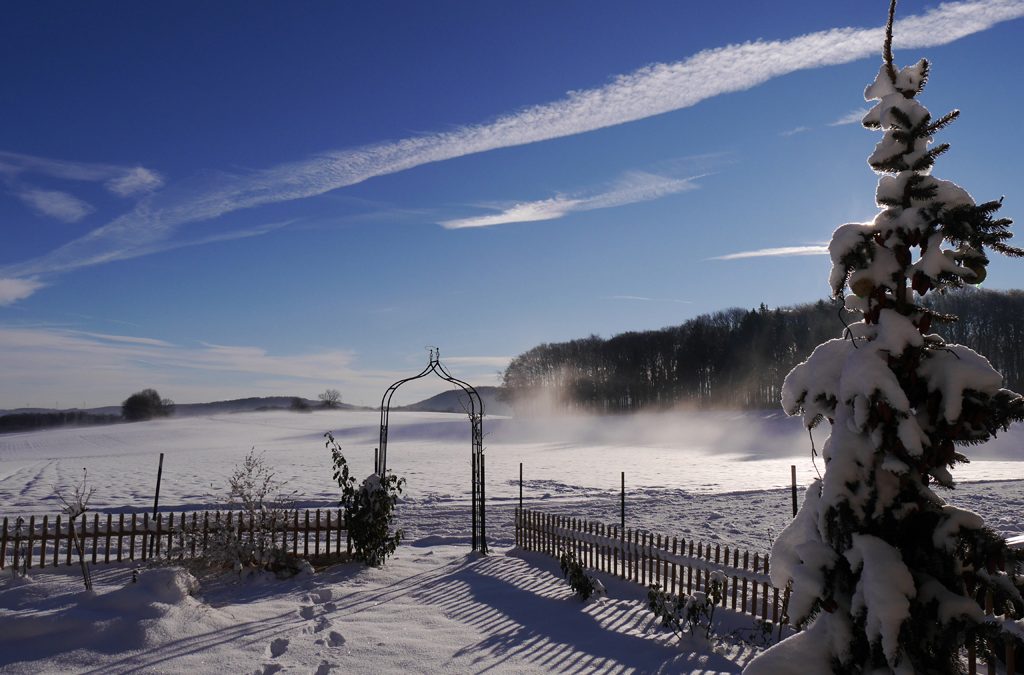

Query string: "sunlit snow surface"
[1, 409, 1021, 552]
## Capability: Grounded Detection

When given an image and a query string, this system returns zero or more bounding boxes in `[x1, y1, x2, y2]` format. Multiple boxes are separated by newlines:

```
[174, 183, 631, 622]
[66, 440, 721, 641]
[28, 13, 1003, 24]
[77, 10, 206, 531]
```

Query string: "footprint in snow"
[327, 631, 345, 648]
[314, 589, 333, 603]
[314, 661, 334, 675]
[255, 665, 282, 675]
[267, 638, 289, 658]
[322, 602, 337, 613]
[313, 616, 331, 633]
[298, 605, 315, 619]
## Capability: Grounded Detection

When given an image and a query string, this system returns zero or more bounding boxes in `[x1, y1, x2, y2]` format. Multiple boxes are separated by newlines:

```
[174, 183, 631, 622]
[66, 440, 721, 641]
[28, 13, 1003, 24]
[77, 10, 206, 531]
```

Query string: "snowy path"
[0, 545, 760, 674]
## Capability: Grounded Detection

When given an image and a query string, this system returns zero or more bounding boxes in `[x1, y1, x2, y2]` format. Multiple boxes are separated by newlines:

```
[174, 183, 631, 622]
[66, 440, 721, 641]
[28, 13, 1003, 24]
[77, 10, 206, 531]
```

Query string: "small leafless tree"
[318, 389, 342, 408]
[55, 468, 96, 590]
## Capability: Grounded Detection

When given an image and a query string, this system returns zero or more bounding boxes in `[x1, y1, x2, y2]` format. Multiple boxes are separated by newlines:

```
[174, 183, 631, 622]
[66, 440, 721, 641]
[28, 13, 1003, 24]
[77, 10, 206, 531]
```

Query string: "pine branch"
[872, 154, 908, 173]
[926, 109, 960, 134]
[915, 59, 930, 94]
[889, 106, 913, 129]
[884, 0, 898, 85]
[911, 143, 951, 171]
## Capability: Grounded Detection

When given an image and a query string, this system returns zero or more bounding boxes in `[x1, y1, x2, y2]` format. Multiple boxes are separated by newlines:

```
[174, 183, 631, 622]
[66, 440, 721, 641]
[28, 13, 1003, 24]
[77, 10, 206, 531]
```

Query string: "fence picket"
[671, 537, 678, 594]
[103, 514, 112, 564]
[741, 551, 750, 614]
[141, 513, 149, 561]
[90, 513, 99, 564]
[40, 515, 49, 569]
[129, 514, 137, 561]
[66, 517, 74, 566]
[762, 556, 771, 619]
[686, 540, 693, 594]
[12, 519, 22, 571]
[325, 511, 331, 557]
[190, 513, 198, 559]
[155, 514, 163, 558]
[27, 515, 36, 569]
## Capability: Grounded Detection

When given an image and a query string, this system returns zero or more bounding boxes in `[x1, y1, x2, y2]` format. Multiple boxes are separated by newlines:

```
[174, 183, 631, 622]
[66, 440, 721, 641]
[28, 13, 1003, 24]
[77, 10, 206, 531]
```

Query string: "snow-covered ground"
[1, 544, 773, 674]
[1, 409, 1020, 673]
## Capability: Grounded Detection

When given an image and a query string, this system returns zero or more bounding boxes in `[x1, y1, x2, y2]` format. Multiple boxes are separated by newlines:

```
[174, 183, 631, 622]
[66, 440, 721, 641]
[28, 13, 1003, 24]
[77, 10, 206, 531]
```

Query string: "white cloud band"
[710, 245, 829, 260]
[440, 171, 700, 229]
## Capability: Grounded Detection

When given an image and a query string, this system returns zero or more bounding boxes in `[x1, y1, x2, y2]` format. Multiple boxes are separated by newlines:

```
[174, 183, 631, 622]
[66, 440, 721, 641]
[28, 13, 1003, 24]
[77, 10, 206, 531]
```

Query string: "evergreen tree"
[748, 3, 1024, 673]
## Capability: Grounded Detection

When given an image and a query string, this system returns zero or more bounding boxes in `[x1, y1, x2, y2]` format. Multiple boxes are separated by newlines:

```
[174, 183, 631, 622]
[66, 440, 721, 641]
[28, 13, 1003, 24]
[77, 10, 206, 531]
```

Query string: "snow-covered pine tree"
[746, 3, 1024, 674]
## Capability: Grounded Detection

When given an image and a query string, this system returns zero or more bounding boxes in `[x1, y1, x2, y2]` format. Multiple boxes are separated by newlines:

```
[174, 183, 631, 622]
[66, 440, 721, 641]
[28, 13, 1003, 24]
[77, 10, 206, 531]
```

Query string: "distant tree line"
[0, 411, 121, 434]
[501, 288, 1024, 412]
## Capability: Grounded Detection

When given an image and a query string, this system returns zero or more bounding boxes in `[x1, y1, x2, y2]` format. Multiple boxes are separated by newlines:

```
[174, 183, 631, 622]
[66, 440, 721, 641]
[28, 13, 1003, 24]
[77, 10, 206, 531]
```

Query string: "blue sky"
[2, 1, 1023, 408]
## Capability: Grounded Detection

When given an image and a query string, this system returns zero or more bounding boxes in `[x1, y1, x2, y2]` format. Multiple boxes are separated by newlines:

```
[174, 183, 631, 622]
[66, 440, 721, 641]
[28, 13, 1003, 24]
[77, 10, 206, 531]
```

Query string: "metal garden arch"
[378, 348, 487, 552]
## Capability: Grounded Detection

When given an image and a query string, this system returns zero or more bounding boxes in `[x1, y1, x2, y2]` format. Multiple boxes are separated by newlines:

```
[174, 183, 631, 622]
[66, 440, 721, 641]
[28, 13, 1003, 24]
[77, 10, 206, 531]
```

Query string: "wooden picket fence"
[516, 508, 784, 624]
[516, 508, 1017, 674]
[0, 508, 348, 570]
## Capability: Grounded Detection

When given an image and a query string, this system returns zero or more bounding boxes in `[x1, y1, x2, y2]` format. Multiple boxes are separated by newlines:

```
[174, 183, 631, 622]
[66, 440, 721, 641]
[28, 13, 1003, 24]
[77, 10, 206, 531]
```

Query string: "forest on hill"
[501, 288, 1024, 412]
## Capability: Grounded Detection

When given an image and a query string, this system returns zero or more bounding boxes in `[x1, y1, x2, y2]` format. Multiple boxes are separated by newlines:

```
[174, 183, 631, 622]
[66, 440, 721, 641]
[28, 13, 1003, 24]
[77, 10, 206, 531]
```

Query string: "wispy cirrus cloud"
[105, 167, 165, 197]
[4, 0, 1022, 290]
[442, 355, 513, 368]
[0, 325, 358, 408]
[0, 325, 506, 408]
[0, 278, 45, 306]
[15, 188, 94, 223]
[710, 244, 829, 261]
[829, 107, 871, 126]
[0, 151, 165, 197]
[440, 171, 702, 229]
[606, 295, 692, 304]
[779, 126, 811, 137]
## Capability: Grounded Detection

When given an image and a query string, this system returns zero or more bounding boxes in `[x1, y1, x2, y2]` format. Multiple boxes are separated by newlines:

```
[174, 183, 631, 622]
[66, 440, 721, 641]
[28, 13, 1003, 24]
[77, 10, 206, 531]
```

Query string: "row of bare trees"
[501, 289, 1024, 412]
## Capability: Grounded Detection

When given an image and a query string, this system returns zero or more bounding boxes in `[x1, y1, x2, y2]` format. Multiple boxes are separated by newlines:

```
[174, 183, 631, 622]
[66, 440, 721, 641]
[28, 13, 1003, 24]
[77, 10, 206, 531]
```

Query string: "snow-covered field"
[2, 409, 1021, 550]
[1, 409, 1020, 673]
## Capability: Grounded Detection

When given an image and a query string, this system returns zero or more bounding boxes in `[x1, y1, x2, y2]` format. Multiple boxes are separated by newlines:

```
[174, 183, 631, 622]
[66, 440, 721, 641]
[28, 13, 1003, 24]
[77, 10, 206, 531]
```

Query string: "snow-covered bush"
[747, 4, 1024, 673]
[559, 550, 604, 601]
[730, 617, 779, 648]
[327, 432, 405, 567]
[648, 571, 725, 640]
[195, 449, 304, 577]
